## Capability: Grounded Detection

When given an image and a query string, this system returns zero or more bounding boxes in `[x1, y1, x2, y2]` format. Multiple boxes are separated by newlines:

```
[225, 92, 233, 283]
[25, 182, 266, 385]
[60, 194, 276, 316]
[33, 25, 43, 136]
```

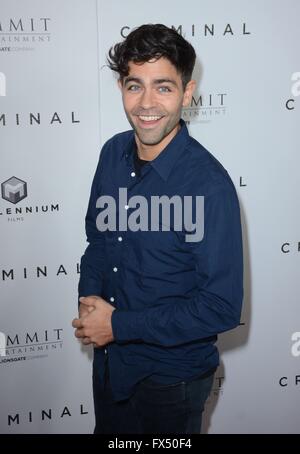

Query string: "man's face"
[119, 58, 195, 152]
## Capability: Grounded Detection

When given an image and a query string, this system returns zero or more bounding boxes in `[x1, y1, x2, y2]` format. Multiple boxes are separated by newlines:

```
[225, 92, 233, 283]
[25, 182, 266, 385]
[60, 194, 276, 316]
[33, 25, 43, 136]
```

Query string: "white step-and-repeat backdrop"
[1, 0, 299, 434]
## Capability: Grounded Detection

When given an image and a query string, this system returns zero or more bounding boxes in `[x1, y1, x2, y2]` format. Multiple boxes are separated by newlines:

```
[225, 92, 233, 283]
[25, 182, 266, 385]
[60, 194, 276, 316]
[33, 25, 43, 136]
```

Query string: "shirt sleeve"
[78, 144, 109, 299]
[111, 185, 244, 347]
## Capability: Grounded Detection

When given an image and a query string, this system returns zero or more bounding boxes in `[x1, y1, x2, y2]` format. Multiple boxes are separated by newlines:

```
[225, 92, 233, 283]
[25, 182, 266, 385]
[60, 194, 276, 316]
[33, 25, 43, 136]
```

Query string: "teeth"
[139, 115, 161, 121]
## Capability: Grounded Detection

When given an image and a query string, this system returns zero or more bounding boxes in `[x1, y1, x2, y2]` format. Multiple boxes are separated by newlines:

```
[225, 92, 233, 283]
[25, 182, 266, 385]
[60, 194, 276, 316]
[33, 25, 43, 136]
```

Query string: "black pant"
[93, 358, 214, 434]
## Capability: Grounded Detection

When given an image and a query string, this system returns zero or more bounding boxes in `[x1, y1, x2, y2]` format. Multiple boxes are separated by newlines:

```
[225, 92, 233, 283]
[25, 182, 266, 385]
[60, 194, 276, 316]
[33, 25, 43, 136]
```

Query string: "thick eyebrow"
[153, 78, 178, 87]
[123, 77, 142, 86]
[123, 77, 178, 87]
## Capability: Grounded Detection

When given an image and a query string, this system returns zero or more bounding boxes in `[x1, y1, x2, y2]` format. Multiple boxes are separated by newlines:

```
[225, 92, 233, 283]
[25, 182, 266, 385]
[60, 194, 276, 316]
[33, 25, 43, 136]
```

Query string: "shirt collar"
[122, 119, 190, 181]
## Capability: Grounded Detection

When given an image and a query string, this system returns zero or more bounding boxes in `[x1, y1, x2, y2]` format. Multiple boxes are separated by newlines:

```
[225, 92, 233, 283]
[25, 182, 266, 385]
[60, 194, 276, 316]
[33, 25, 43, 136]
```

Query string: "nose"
[139, 87, 155, 109]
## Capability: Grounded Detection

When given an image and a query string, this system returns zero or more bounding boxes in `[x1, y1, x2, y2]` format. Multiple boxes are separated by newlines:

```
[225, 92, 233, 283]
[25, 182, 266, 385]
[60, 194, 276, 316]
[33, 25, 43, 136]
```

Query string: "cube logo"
[1, 177, 28, 204]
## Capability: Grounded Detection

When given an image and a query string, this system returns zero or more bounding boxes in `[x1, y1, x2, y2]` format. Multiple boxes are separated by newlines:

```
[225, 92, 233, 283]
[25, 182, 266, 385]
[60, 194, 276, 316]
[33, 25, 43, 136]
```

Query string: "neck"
[135, 123, 181, 161]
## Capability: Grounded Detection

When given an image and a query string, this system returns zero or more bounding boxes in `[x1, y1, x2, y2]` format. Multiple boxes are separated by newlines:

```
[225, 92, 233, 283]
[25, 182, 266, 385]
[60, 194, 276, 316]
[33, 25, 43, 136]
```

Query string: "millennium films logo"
[0, 176, 60, 223]
[182, 92, 227, 124]
[0, 17, 51, 53]
[0, 328, 63, 365]
[1, 176, 27, 204]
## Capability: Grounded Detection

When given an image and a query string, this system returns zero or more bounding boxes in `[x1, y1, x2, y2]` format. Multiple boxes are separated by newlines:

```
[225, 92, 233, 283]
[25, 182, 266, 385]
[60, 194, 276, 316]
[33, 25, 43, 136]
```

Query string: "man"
[72, 24, 243, 434]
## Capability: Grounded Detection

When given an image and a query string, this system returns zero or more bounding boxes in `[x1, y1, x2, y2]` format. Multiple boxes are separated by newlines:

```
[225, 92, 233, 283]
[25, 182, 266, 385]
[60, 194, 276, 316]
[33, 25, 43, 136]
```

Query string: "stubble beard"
[126, 111, 181, 147]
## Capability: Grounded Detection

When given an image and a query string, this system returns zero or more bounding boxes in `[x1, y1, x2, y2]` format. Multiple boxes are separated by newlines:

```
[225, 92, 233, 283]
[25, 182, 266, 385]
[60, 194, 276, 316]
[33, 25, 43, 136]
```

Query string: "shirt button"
[118, 236, 123, 242]
[104, 348, 107, 354]
[124, 205, 129, 210]
[131, 171, 136, 177]
[110, 297, 115, 302]
[113, 267, 118, 272]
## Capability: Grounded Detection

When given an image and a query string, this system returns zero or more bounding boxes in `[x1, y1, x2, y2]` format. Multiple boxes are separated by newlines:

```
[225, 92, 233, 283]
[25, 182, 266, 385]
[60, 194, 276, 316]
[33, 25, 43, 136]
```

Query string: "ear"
[182, 80, 196, 107]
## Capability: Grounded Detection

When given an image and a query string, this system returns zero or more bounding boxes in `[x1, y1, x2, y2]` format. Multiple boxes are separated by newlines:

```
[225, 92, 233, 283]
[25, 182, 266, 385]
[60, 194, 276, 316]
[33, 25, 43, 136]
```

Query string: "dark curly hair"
[107, 24, 196, 88]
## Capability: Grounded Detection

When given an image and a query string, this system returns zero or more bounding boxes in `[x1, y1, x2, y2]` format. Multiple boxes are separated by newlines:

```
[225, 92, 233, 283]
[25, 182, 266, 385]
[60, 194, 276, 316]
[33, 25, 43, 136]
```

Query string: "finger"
[75, 328, 86, 339]
[79, 305, 93, 317]
[80, 298, 97, 307]
[72, 318, 82, 328]
[79, 296, 99, 305]
[82, 337, 92, 345]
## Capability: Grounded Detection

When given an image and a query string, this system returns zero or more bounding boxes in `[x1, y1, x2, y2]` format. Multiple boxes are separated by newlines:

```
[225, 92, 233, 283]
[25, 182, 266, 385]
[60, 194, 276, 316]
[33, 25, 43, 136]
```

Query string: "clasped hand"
[72, 295, 115, 347]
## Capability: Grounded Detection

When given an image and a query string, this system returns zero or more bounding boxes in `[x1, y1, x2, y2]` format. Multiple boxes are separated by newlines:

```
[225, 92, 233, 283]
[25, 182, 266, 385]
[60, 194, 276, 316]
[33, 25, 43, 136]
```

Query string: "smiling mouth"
[138, 115, 163, 122]
[136, 115, 165, 128]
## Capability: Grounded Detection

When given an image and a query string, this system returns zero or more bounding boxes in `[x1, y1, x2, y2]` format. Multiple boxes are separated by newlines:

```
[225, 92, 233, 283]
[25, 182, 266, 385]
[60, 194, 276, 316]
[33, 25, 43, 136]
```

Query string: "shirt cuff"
[111, 309, 144, 343]
[78, 280, 102, 298]
[78, 281, 102, 309]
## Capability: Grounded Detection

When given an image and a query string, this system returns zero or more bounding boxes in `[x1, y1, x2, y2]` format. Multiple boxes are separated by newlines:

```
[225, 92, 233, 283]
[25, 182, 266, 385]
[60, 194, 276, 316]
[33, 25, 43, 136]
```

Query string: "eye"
[158, 86, 171, 93]
[127, 85, 141, 92]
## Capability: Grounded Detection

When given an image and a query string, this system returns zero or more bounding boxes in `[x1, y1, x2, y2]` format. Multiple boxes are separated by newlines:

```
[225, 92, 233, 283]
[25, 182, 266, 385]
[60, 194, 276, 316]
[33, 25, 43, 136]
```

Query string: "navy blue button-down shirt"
[79, 120, 243, 402]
